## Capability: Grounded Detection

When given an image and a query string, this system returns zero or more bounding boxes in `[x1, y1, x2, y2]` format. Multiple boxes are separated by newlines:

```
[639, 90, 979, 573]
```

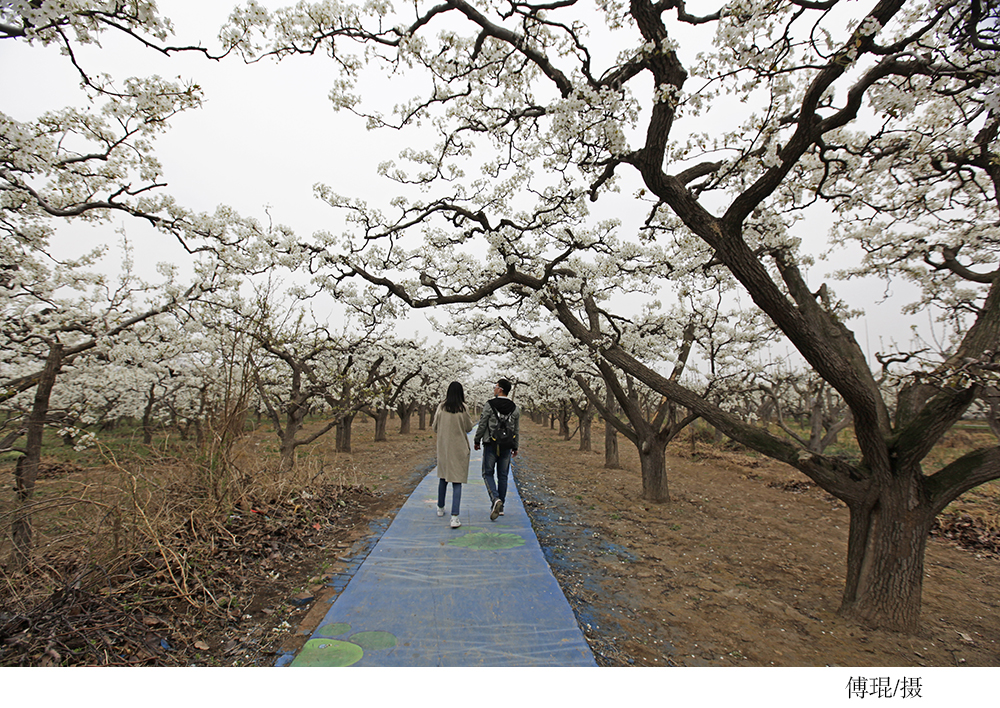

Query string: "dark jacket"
[474, 396, 520, 451]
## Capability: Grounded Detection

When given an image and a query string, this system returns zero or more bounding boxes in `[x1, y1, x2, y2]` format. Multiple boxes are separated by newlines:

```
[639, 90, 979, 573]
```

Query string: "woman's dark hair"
[443, 381, 466, 413]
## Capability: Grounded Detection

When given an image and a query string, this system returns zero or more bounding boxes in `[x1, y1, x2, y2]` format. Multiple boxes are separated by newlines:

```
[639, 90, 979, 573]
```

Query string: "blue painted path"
[290, 435, 596, 667]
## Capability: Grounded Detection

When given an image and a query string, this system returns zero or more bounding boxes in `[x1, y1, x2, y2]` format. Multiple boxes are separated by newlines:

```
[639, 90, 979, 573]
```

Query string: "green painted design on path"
[449, 531, 525, 550]
[295, 638, 364, 667]
[318, 622, 352, 637]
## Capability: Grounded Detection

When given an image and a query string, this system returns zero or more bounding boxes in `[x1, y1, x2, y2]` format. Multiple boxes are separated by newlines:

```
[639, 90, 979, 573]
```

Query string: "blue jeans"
[438, 479, 462, 515]
[482, 443, 512, 504]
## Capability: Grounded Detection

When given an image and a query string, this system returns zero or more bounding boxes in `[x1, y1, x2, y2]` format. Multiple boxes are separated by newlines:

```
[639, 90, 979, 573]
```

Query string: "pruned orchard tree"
[757, 366, 854, 455]
[500, 300, 702, 501]
[231, 0, 1000, 631]
[466, 232, 780, 500]
[0, 237, 218, 566]
[233, 283, 395, 471]
[359, 335, 424, 440]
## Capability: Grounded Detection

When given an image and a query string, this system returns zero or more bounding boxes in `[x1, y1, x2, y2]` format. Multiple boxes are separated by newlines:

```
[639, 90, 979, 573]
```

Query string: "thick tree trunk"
[279, 433, 297, 472]
[579, 412, 592, 452]
[336, 412, 357, 453]
[604, 420, 620, 469]
[374, 409, 389, 442]
[12, 342, 63, 568]
[637, 437, 669, 503]
[839, 480, 935, 632]
[397, 401, 415, 434]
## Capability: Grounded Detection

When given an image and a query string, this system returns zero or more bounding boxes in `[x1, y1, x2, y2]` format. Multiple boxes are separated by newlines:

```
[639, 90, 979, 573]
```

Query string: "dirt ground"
[10, 414, 996, 667]
[261, 416, 1000, 668]
[515, 421, 1000, 667]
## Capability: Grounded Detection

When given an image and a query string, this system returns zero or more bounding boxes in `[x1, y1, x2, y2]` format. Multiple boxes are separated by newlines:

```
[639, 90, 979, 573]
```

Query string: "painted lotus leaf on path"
[318, 622, 352, 637]
[449, 531, 525, 550]
[294, 638, 364, 667]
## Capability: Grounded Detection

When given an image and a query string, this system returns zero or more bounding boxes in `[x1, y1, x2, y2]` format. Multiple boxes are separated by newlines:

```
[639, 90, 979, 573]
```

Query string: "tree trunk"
[279, 432, 297, 472]
[579, 411, 592, 452]
[142, 382, 156, 445]
[605, 419, 620, 469]
[839, 478, 935, 632]
[558, 403, 571, 438]
[374, 408, 389, 442]
[418, 404, 428, 430]
[336, 412, 357, 453]
[12, 342, 63, 568]
[604, 391, 620, 469]
[637, 436, 669, 503]
[397, 400, 415, 434]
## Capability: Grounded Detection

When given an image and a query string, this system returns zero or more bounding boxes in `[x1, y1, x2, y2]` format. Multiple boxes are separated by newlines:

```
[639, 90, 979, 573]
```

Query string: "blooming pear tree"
[501, 303, 702, 502]
[0, 237, 218, 566]
[0, 1, 256, 262]
[233, 285, 399, 471]
[229, 0, 1000, 631]
[358, 335, 424, 440]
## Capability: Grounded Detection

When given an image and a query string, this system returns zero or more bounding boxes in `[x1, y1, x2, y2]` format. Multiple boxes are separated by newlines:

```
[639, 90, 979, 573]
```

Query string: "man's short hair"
[497, 378, 512, 395]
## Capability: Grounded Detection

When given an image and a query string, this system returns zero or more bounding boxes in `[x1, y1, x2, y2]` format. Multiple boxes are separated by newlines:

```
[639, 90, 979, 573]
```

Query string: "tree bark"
[373, 408, 389, 441]
[637, 437, 669, 503]
[579, 412, 592, 452]
[337, 412, 356, 453]
[604, 391, 620, 469]
[839, 474, 936, 632]
[11, 342, 63, 568]
[279, 428, 298, 472]
[142, 382, 156, 445]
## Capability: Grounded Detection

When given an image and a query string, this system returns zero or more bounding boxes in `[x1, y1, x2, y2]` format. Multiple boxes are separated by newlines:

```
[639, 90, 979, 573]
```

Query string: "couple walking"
[431, 379, 520, 528]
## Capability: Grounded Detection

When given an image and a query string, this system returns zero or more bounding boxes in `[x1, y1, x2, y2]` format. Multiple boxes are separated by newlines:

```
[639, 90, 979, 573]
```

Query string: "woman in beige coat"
[432, 382, 474, 528]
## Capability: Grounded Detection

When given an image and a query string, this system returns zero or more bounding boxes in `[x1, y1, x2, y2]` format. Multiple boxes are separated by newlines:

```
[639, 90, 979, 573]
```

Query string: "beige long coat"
[432, 403, 474, 483]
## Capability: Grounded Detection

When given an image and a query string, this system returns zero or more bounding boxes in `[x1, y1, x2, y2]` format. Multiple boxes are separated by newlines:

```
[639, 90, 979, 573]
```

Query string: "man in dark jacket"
[473, 378, 520, 521]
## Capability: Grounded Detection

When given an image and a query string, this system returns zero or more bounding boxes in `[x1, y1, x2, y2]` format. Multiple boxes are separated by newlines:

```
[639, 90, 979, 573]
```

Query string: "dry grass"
[0, 418, 384, 666]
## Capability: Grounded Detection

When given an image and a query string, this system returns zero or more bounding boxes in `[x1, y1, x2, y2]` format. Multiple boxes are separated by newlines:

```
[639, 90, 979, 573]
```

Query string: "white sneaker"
[450, 515, 462, 528]
[437, 506, 445, 517]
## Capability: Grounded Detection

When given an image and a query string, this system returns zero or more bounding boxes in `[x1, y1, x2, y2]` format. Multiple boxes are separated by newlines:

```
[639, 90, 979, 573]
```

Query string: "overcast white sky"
[0, 0, 934, 367]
